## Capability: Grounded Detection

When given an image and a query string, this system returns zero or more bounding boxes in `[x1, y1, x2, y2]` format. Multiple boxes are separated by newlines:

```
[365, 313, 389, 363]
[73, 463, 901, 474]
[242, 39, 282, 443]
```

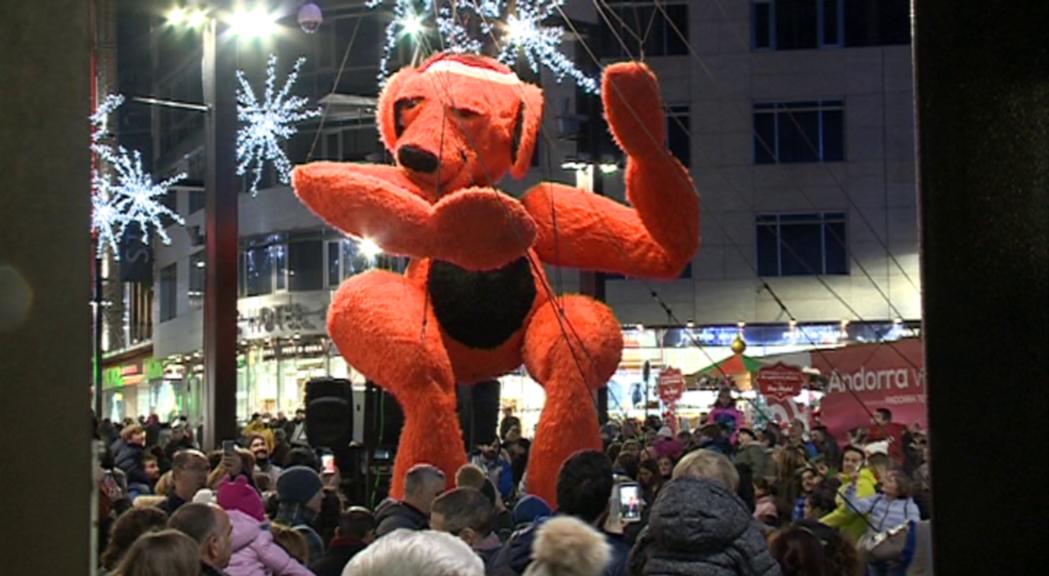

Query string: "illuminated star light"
[91, 95, 186, 259]
[236, 54, 321, 196]
[94, 146, 187, 254]
[367, 1, 598, 94]
[497, 0, 598, 94]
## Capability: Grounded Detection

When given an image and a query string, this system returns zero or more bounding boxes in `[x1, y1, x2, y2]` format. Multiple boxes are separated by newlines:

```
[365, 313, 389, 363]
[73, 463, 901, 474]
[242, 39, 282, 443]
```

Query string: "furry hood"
[523, 516, 611, 576]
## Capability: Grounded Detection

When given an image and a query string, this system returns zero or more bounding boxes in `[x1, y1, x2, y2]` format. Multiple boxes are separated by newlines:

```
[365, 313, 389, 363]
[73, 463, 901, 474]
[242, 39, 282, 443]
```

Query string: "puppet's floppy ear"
[510, 83, 544, 179]
[376, 66, 419, 153]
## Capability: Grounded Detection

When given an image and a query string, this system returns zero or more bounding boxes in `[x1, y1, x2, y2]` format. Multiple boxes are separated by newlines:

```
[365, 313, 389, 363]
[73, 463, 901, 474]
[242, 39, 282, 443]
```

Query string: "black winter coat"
[628, 477, 781, 576]
[113, 439, 150, 486]
[373, 499, 429, 538]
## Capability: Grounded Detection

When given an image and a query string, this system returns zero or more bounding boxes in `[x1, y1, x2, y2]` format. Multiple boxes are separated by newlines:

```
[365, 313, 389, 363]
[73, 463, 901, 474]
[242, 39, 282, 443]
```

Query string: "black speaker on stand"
[305, 377, 354, 498]
[458, 380, 501, 451]
[362, 382, 403, 506]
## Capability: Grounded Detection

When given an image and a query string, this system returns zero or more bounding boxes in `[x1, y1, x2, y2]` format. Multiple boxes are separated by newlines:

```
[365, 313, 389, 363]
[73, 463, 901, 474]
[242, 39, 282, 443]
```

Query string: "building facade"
[99, 0, 920, 426]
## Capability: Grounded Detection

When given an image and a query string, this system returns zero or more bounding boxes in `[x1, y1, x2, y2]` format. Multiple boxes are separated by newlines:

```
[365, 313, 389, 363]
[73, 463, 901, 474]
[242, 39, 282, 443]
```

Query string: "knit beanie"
[217, 475, 266, 522]
[276, 466, 323, 505]
[513, 495, 552, 526]
[192, 488, 217, 506]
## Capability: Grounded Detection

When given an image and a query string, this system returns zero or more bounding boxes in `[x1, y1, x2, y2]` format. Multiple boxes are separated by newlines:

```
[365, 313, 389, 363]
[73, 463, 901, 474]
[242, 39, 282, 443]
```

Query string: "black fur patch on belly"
[428, 257, 536, 349]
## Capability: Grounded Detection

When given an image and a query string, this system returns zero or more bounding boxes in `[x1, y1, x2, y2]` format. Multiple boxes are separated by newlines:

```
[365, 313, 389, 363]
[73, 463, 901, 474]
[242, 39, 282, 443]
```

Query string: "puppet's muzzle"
[397, 145, 439, 174]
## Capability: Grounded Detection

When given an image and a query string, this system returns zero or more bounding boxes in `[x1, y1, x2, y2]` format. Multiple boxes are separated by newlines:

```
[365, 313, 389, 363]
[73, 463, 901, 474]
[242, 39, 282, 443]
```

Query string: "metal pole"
[95, 256, 104, 419]
[202, 13, 239, 450]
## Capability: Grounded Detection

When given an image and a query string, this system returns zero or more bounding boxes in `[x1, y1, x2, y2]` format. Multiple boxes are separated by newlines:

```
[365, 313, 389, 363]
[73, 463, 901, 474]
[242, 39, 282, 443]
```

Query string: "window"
[600, 2, 688, 58]
[320, 125, 381, 162]
[327, 241, 341, 288]
[753, 100, 844, 164]
[843, 0, 910, 46]
[188, 251, 205, 309]
[244, 245, 274, 297]
[667, 105, 690, 167]
[288, 238, 323, 292]
[273, 244, 287, 291]
[756, 212, 848, 276]
[159, 263, 177, 322]
[753, 0, 842, 50]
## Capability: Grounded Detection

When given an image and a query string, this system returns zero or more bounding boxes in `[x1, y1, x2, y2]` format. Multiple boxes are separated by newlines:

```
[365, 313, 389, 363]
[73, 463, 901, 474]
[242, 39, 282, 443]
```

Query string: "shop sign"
[103, 367, 124, 390]
[239, 302, 326, 339]
[756, 363, 805, 400]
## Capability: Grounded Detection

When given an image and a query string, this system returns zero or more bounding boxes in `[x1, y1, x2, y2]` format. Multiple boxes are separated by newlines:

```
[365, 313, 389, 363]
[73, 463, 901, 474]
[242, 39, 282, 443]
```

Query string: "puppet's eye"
[450, 107, 481, 119]
[398, 97, 423, 111]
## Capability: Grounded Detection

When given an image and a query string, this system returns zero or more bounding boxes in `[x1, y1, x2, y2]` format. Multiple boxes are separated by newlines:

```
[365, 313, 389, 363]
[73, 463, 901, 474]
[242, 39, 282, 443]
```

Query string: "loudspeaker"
[458, 380, 501, 449]
[305, 377, 353, 451]
[363, 382, 403, 452]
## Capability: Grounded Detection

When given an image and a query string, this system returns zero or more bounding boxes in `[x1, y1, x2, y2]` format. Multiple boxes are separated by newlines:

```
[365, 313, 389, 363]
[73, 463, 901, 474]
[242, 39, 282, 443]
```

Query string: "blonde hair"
[121, 424, 145, 442]
[271, 523, 310, 564]
[343, 529, 483, 576]
[154, 471, 174, 496]
[673, 449, 740, 492]
[112, 529, 201, 576]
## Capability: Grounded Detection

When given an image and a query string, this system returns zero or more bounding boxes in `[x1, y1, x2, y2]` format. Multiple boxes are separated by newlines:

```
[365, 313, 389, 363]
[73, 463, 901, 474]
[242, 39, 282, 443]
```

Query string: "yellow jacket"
[820, 467, 878, 542]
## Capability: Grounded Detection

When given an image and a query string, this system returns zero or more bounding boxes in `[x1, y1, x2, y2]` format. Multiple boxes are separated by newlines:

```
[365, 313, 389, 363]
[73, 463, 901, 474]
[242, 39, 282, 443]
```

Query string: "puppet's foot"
[522, 295, 624, 507]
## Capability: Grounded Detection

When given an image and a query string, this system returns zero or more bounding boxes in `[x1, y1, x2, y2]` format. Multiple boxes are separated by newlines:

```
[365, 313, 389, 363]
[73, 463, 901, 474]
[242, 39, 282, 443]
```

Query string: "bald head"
[168, 503, 232, 569]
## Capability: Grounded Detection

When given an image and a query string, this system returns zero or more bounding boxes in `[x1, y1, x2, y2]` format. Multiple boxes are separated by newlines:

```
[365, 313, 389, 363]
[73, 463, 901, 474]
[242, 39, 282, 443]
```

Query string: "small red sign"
[756, 362, 806, 400]
[657, 368, 685, 404]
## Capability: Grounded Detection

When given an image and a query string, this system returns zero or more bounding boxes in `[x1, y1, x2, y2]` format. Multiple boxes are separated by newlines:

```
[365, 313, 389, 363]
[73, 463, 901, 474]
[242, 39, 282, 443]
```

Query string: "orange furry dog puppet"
[292, 53, 698, 506]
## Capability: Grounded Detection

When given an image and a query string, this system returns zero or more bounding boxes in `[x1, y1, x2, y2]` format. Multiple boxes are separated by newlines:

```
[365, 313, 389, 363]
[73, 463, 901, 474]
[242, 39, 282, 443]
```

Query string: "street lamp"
[161, 1, 279, 449]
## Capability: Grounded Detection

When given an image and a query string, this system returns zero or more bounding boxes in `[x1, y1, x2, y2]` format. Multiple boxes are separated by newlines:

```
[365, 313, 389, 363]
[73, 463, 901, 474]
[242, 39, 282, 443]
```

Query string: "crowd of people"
[94, 391, 933, 576]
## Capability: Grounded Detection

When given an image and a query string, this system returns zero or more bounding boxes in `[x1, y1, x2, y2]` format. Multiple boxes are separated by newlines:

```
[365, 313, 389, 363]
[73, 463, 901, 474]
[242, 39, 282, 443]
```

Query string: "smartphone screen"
[618, 482, 642, 522]
[322, 454, 336, 474]
[222, 440, 236, 455]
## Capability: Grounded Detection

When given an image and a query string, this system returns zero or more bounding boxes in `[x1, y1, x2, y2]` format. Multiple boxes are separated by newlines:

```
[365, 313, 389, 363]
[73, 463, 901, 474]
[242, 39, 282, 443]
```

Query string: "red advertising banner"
[756, 363, 806, 400]
[811, 339, 926, 442]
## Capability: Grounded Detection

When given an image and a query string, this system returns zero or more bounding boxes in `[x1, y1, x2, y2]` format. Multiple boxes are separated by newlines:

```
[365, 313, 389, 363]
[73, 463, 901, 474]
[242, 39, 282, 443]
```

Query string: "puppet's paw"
[602, 62, 667, 160]
[430, 188, 536, 271]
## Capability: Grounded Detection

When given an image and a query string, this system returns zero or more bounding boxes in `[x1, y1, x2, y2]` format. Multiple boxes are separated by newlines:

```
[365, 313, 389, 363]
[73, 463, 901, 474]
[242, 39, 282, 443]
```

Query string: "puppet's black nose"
[398, 145, 439, 174]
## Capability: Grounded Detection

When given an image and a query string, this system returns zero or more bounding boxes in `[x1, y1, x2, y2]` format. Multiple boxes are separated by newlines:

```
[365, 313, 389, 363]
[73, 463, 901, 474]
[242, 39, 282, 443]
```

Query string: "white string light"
[235, 54, 321, 196]
[367, 1, 599, 93]
[91, 94, 186, 259]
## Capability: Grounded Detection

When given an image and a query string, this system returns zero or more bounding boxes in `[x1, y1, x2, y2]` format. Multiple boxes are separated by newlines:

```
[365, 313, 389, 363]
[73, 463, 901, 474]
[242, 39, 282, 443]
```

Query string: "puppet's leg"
[328, 270, 465, 497]
[522, 295, 624, 508]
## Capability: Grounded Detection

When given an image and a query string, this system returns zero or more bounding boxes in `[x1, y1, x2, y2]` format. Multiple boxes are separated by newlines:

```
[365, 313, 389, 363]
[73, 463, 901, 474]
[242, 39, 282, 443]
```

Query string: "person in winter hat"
[628, 476, 781, 576]
[523, 516, 611, 576]
[275, 465, 326, 561]
[513, 495, 552, 529]
[216, 475, 313, 576]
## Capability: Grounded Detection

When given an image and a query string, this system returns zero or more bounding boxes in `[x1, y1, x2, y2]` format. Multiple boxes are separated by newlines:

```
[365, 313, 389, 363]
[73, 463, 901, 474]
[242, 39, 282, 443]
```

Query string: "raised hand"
[602, 62, 668, 161]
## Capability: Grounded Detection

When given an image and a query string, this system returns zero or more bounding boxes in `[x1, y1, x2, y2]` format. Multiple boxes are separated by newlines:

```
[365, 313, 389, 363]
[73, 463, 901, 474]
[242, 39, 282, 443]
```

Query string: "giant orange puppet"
[292, 53, 698, 506]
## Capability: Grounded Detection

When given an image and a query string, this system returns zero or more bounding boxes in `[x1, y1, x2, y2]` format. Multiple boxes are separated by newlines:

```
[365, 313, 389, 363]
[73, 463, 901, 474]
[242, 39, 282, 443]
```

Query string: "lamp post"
[201, 7, 239, 450]
[163, 2, 279, 448]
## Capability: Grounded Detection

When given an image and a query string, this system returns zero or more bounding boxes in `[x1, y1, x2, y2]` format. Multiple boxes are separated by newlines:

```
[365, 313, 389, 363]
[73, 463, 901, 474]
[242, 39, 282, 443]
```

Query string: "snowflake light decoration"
[236, 54, 321, 196]
[367, 1, 598, 94]
[91, 95, 186, 259]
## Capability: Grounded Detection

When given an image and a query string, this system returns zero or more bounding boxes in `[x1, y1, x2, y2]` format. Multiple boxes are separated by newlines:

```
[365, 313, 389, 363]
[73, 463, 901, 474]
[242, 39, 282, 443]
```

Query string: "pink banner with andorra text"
[811, 339, 926, 442]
